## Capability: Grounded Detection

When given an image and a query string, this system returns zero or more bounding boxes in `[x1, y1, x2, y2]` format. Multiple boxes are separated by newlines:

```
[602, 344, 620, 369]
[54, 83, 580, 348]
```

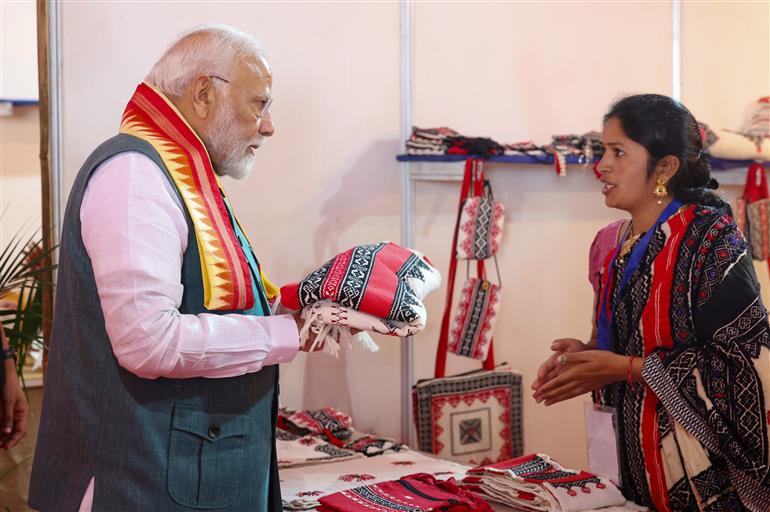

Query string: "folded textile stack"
[276, 429, 363, 468]
[546, 133, 605, 176]
[503, 141, 548, 159]
[406, 126, 460, 155]
[279, 407, 354, 440]
[404, 127, 613, 167]
[463, 453, 625, 512]
[280, 242, 441, 356]
[281, 450, 471, 510]
[318, 473, 492, 512]
[447, 136, 506, 158]
[278, 407, 405, 457]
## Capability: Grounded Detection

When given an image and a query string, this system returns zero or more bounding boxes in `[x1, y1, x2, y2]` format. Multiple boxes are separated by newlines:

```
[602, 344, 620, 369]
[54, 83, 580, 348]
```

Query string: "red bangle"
[627, 356, 638, 385]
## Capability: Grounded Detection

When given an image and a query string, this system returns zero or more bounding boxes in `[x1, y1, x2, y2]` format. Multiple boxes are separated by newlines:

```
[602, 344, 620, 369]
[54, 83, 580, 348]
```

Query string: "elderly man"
[29, 25, 306, 511]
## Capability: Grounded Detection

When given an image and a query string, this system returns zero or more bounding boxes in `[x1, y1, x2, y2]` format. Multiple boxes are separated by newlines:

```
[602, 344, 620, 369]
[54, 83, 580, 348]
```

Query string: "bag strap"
[435, 159, 495, 378]
[743, 163, 769, 203]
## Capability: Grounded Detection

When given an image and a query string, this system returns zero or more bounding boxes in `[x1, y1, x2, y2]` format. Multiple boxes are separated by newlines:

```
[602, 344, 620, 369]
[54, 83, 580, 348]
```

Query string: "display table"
[280, 449, 647, 511]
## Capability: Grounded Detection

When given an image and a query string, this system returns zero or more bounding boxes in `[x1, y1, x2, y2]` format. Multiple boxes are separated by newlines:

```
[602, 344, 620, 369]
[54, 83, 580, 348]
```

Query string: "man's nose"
[259, 112, 274, 137]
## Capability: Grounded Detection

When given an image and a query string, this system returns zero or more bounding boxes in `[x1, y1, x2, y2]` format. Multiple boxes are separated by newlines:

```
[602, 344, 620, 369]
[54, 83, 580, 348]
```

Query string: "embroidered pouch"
[456, 183, 505, 260]
[738, 163, 770, 260]
[746, 199, 770, 260]
[447, 278, 500, 361]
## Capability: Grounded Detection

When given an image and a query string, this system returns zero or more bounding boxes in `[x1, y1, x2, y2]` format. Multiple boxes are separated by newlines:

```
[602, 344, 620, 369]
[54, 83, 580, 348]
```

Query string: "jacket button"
[208, 424, 221, 439]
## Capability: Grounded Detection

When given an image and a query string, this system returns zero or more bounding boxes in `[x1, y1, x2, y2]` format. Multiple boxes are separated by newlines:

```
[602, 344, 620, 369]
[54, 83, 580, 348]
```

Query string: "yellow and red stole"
[120, 82, 277, 311]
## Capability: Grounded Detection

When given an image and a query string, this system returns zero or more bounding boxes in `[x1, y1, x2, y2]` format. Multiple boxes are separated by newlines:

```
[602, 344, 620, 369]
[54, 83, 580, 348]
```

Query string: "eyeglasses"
[209, 75, 272, 119]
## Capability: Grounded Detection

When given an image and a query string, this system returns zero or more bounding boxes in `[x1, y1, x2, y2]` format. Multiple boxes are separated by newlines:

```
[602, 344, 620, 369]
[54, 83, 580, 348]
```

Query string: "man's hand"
[1, 361, 29, 450]
[277, 303, 363, 352]
[531, 338, 588, 392]
[532, 350, 626, 406]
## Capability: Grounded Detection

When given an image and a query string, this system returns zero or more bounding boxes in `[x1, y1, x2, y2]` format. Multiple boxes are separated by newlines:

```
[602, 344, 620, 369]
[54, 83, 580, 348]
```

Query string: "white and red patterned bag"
[737, 163, 770, 261]
[412, 367, 522, 466]
[456, 182, 505, 260]
[448, 278, 500, 361]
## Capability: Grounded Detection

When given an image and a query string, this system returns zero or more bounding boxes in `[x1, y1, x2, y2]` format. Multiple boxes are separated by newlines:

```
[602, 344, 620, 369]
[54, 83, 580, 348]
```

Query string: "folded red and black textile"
[278, 407, 405, 456]
[279, 407, 354, 441]
[446, 136, 505, 158]
[406, 126, 460, 155]
[318, 473, 492, 512]
[463, 453, 625, 512]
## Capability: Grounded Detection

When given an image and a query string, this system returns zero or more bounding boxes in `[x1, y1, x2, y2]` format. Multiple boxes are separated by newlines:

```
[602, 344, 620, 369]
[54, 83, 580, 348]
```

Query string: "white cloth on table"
[276, 429, 363, 469]
[280, 450, 470, 510]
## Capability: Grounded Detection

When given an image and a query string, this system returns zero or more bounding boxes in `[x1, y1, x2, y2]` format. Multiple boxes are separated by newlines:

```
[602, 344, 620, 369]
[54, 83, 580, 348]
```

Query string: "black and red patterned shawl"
[595, 204, 770, 511]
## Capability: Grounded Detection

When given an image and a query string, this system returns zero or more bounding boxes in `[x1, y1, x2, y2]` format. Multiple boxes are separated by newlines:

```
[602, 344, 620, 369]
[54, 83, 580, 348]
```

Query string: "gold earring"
[654, 177, 668, 205]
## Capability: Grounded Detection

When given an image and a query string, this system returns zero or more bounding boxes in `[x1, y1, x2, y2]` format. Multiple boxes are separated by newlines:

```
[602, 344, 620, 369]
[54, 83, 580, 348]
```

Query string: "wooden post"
[36, 0, 53, 376]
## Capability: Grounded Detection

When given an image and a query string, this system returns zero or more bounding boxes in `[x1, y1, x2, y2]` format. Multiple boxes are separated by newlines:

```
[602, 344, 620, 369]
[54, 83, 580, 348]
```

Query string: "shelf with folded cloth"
[396, 154, 764, 186]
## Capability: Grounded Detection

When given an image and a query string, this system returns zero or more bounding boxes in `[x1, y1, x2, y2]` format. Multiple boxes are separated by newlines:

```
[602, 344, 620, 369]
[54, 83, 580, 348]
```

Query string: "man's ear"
[189, 76, 214, 119]
[655, 155, 680, 184]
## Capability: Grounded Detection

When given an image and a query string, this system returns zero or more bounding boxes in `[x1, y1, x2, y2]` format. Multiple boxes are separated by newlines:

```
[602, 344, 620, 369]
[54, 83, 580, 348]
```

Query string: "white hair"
[145, 23, 267, 98]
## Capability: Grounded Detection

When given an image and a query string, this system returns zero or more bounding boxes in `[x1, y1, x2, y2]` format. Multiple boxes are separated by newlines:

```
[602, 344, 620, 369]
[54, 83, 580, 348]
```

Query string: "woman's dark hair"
[604, 94, 725, 208]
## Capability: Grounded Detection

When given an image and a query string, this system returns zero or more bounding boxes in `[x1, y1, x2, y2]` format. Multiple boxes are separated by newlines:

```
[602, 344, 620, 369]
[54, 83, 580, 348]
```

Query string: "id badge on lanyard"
[584, 401, 623, 488]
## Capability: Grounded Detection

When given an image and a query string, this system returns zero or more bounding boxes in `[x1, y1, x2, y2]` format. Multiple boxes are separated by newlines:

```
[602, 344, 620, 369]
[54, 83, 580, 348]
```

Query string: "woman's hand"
[531, 338, 588, 392]
[532, 350, 627, 406]
[1, 361, 29, 450]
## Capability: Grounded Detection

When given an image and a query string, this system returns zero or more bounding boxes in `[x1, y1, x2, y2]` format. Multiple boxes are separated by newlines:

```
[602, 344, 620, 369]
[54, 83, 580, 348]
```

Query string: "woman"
[532, 94, 770, 511]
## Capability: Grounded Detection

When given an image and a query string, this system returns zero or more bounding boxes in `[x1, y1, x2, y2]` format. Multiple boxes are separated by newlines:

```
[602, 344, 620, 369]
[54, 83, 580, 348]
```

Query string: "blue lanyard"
[597, 199, 683, 351]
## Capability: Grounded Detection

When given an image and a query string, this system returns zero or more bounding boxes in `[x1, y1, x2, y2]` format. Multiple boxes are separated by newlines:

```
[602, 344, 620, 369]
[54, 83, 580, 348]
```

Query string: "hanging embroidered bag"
[456, 166, 505, 260]
[412, 158, 522, 466]
[447, 276, 501, 361]
[449, 162, 503, 361]
[738, 163, 770, 260]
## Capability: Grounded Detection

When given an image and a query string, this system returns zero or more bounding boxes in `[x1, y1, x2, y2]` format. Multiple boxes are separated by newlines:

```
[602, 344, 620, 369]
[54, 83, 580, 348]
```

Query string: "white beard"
[200, 100, 263, 180]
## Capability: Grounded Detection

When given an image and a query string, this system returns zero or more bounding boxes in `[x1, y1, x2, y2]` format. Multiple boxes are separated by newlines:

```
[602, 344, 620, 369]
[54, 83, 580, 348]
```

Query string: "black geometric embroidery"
[692, 466, 730, 502]
[276, 429, 300, 441]
[348, 485, 419, 512]
[508, 455, 551, 476]
[459, 419, 482, 445]
[387, 281, 421, 323]
[668, 476, 698, 511]
[309, 443, 355, 460]
[336, 243, 385, 311]
[473, 198, 495, 259]
[457, 281, 492, 356]
[298, 259, 333, 307]
[520, 470, 577, 481]
[396, 253, 431, 284]
[702, 490, 744, 511]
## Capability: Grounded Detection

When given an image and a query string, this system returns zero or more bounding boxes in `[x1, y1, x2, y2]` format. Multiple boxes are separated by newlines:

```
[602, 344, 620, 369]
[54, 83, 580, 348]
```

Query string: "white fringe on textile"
[299, 306, 380, 357]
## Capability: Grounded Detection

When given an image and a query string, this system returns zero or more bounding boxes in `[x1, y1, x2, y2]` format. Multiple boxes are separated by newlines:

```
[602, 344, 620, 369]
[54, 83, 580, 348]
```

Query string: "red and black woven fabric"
[280, 242, 439, 325]
[318, 473, 492, 512]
